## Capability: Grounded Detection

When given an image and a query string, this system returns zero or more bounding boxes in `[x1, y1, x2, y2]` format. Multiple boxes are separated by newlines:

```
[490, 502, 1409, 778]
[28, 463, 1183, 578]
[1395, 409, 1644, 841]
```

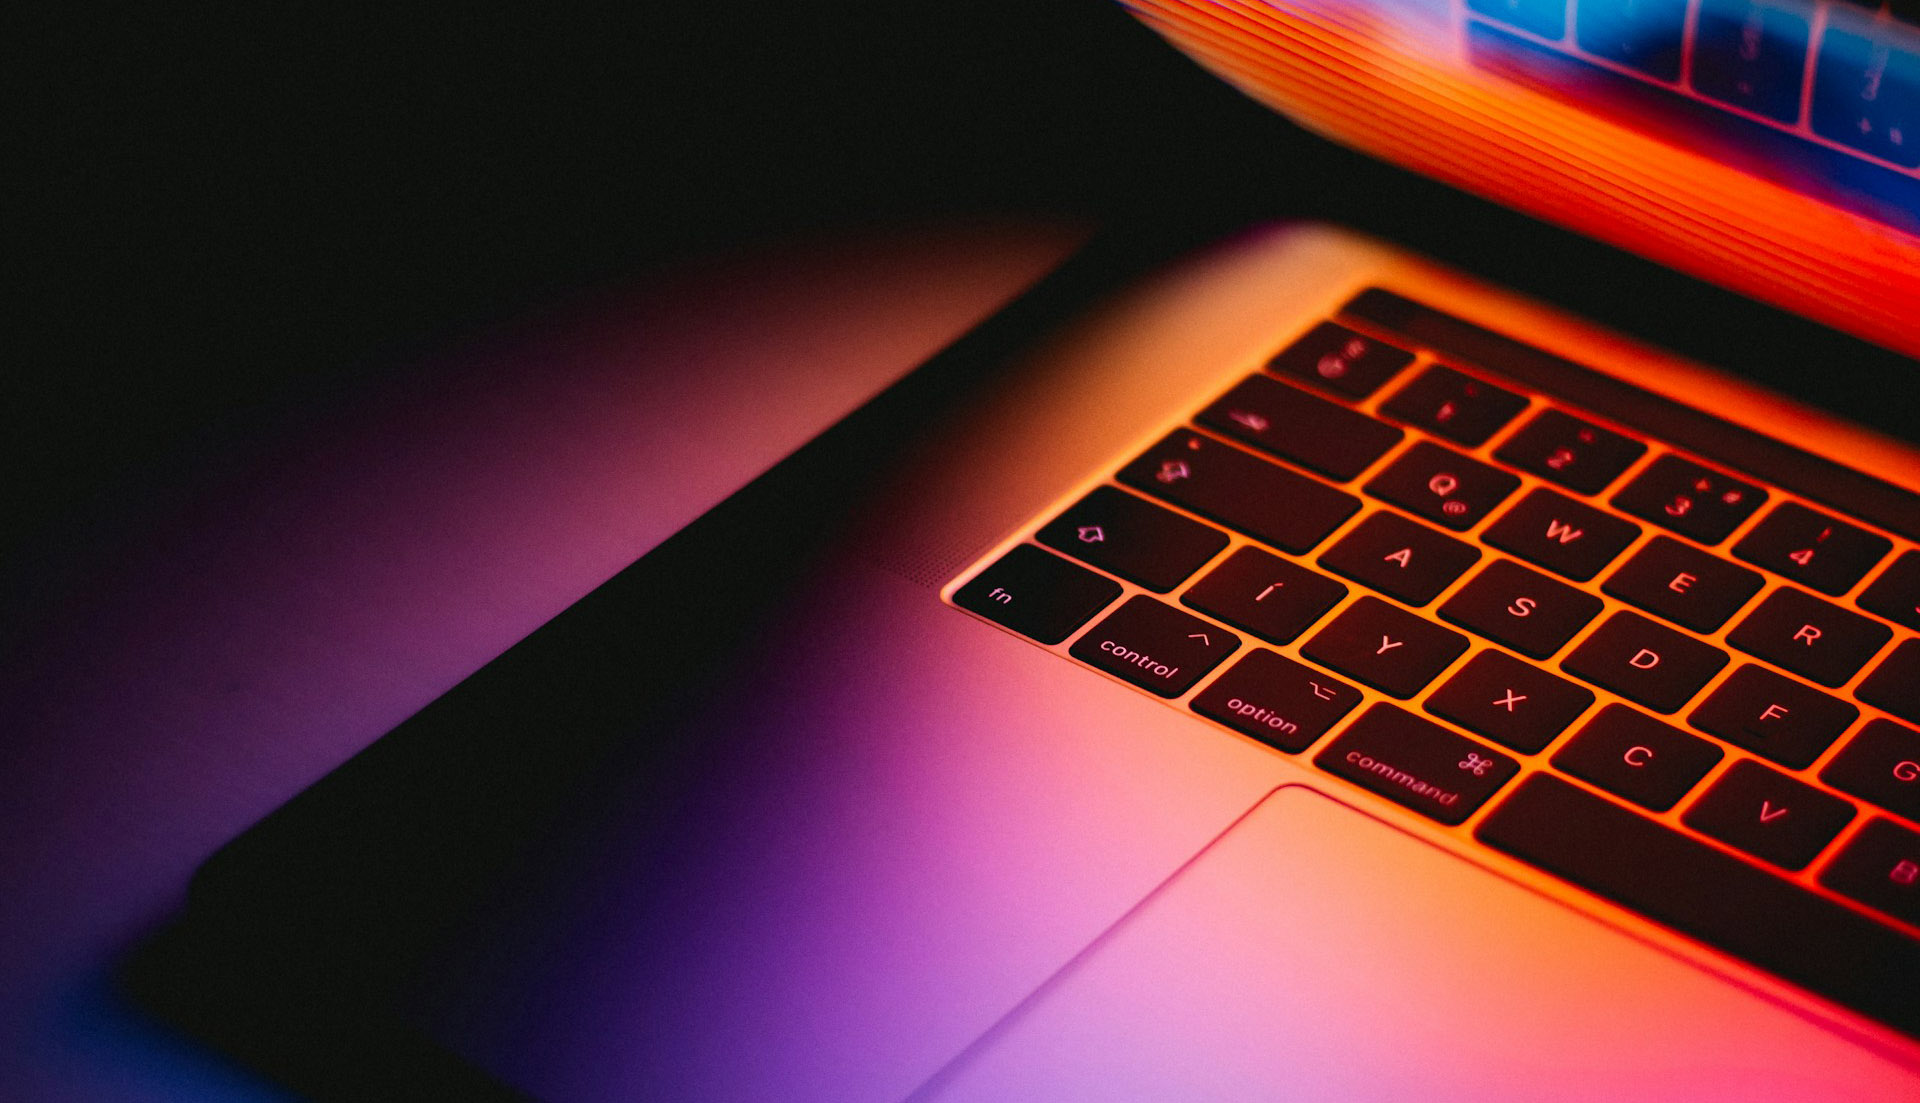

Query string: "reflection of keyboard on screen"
[951, 289, 1920, 1038]
[1466, 0, 1920, 178]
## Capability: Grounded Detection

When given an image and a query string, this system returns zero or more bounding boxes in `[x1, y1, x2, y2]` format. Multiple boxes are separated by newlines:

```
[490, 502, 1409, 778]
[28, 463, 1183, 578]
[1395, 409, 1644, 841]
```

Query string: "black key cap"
[1691, 0, 1812, 122]
[1364, 441, 1520, 531]
[1267, 322, 1413, 399]
[1562, 611, 1729, 714]
[1733, 502, 1891, 595]
[1577, 0, 1688, 80]
[1495, 409, 1647, 495]
[1070, 596, 1239, 697]
[1317, 510, 1480, 606]
[1191, 649, 1361, 753]
[1726, 586, 1893, 687]
[1821, 818, 1920, 928]
[1811, 26, 1920, 168]
[1612, 453, 1764, 546]
[1484, 487, 1640, 581]
[1682, 760, 1856, 871]
[1198, 375, 1403, 481]
[1378, 366, 1527, 447]
[1037, 486, 1227, 592]
[1426, 648, 1596, 754]
[1119, 431, 1360, 554]
[1689, 664, 1858, 769]
[1182, 546, 1347, 644]
[1468, 0, 1565, 37]
[1859, 638, 1920, 726]
[1480, 774, 1920, 1039]
[1601, 535, 1763, 632]
[1439, 559, 1603, 658]
[1316, 703, 1517, 825]
[1301, 595, 1469, 698]
[1552, 703, 1723, 811]
[953, 545, 1121, 645]
[1823, 718, 1920, 822]
[1860, 550, 1920, 630]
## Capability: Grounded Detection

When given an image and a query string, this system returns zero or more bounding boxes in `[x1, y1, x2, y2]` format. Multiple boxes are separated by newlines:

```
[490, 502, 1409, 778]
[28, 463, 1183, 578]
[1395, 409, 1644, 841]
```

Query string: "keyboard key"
[1316, 703, 1517, 825]
[1553, 703, 1723, 810]
[1468, 0, 1566, 38]
[1301, 595, 1469, 698]
[1317, 510, 1481, 605]
[1378, 366, 1527, 447]
[1439, 558, 1603, 658]
[1119, 431, 1361, 554]
[1479, 774, 1920, 1039]
[1562, 611, 1729, 714]
[1191, 649, 1361, 752]
[1267, 322, 1413, 399]
[1820, 817, 1920, 927]
[1577, 0, 1688, 80]
[953, 545, 1121, 645]
[1602, 535, 1763, 632]
[1495, 409, 1647, 495]
[1859, 639, 1920, 725]
[1037, 486, 1228, 592]
[1484, 487, 1641, 581]
[1364, 441, 1521, 531]
[1822, 718, 1920, 822]
[1425, 648, 1595, 753]
[1682, 760, 1855, 871]
[1688, 664, 1858, 769]
[1726, 586, 1893, 687]
[1198, 375, 1404, 481]
[1612, 453, 1764, 545]
[1070, 596, 1239, 697]
[1860, 550, 1920, 630]
[1182, 545, 1347, 644]
[1690, 0, 1811, 122]
[1733, 502, 1892, 595]
[1811, 25, 1920, 168]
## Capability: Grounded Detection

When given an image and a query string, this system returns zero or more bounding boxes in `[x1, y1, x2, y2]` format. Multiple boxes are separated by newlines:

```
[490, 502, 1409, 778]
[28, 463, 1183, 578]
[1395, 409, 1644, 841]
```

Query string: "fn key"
[954, 544, 1121, 644]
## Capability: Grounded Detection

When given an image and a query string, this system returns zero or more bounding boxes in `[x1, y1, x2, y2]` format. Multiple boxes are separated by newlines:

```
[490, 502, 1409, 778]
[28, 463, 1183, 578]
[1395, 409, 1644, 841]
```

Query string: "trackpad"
[915, 785, 1918, 1102]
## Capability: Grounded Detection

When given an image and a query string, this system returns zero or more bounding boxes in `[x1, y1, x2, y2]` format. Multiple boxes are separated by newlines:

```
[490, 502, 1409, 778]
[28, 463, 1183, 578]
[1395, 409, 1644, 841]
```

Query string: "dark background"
[13, 1, 1912, 594]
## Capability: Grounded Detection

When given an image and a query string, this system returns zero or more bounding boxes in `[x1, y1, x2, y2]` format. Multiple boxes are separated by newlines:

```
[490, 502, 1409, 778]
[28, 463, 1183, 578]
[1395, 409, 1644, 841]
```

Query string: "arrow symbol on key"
[1188, 633, 1211, 645]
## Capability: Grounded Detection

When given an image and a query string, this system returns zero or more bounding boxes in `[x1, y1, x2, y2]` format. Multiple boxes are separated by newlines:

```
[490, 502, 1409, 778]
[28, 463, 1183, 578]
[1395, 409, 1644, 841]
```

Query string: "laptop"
[130, 1, 1920, 1098]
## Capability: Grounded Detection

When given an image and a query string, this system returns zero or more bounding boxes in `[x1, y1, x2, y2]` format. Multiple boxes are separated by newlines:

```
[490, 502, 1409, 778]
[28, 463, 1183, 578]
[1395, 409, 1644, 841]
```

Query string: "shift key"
[1316, 704, 1518, 824]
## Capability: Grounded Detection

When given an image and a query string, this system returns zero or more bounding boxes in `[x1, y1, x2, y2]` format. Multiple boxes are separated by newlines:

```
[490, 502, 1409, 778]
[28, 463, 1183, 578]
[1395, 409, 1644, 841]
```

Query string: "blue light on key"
[1690, 0, 1810, 122]
[1468, 0, 1567, 41]
[1812, 25, 1920, 167]
[1577, 0, 1689, 81]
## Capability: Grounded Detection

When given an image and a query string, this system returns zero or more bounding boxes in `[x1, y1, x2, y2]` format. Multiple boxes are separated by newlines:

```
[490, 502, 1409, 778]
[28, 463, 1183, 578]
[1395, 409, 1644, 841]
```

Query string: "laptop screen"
[1122, 0, 1920, 360]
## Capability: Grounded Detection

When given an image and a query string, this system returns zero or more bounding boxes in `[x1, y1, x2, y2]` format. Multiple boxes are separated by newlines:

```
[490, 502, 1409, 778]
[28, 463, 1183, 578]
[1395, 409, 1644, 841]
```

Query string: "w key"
[1484, 487, 1639, 581]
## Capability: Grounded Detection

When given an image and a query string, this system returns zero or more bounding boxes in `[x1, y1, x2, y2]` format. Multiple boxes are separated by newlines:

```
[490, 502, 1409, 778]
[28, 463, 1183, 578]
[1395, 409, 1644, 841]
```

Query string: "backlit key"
[1682, 760, 1855, 871]
[1495, 409, 1646, 495]
[1733, 502, 1891, 595]
[1726, 586, 1892, 687]
[1070, 596, 1239, 697]
[1317, 703, 1518, 824]
[1365, 441, 1520, 531]
[1037, 486, 1227, 592]
[1562, 611, 1729, 714]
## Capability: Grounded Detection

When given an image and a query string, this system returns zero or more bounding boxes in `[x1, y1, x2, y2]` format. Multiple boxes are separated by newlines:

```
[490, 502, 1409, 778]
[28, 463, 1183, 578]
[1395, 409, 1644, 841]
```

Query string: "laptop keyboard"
[950, 288, 1920, 1037]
